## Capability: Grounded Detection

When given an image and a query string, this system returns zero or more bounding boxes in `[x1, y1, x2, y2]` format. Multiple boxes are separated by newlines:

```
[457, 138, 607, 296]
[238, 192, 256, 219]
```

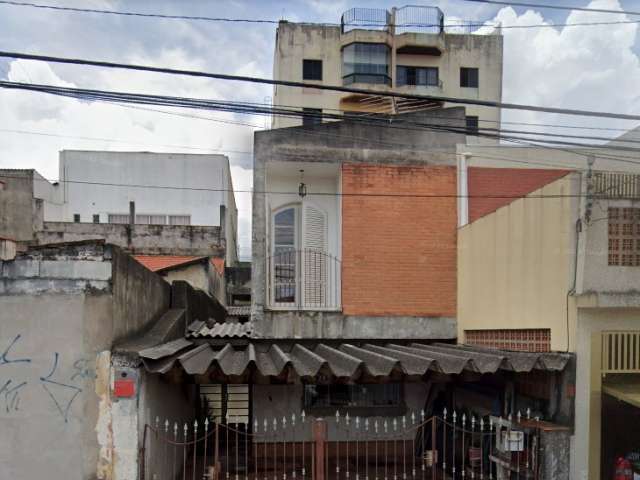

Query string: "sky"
[1, 0, 640, 259]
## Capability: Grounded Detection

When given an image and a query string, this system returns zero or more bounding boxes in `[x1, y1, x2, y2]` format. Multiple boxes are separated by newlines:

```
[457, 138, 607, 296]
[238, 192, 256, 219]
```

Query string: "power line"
[461, 0, 640, 16]
[3, 51, 640, 121]
[2, 0, 639, 30]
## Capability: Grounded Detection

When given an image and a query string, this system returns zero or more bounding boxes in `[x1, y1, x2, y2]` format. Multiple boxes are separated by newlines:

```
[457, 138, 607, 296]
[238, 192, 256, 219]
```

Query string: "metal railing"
[593, 172, 640, 199]
[266, 249, 341, 311]
[341, 8, 391, 33]
[602, 331, 640, 374]
[140, 409, 543, 480]
[395, 6, 444, 35]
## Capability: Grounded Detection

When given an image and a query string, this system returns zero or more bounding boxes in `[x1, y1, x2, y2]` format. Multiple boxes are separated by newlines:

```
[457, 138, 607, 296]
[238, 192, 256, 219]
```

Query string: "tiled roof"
[134, 255, 207, 272]
[136, 341, 572, 377]
[468, 167, 571, 223]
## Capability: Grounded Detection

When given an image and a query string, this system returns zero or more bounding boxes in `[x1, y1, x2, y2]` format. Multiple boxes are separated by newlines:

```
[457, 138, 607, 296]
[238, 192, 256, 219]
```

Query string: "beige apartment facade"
[272, 5, 503, 141]
[458, 167, 640, 480]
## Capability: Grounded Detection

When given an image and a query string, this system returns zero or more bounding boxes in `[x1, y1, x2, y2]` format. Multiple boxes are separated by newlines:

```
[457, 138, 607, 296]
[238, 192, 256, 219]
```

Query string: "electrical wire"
[3, 51, 640, 121]
[461, 0, 640, 16]
[1, 0, 640, 30]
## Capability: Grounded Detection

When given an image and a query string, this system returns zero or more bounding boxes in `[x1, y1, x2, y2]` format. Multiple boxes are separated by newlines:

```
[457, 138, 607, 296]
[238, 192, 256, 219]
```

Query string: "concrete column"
[251, 140, 267, 332]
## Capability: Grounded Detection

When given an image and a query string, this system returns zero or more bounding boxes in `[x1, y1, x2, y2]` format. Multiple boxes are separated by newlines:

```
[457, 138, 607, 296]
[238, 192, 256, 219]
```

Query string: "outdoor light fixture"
[298, 169, 307, 198]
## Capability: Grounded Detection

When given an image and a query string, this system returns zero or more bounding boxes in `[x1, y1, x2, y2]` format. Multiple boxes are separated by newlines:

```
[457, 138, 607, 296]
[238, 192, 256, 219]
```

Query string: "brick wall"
[341, 164, 457, 317]
[465, 328, 551, 352]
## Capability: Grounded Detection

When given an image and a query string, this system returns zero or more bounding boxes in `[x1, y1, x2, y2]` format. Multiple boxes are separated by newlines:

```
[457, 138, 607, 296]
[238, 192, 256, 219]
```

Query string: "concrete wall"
[38, 221, 224, 256]
[272, 21, 503, 137]
[0, 170, 39, 242]
[0, 242, 172, 480]
[57, 150, 233, 227]
[252, 382, 429, 441]
[457, 174, 581, 352]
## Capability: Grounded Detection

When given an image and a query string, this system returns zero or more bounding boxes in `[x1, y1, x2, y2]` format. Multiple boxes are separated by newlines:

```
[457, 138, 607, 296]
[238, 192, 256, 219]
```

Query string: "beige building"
[457, 162, 640, 480]
[272, 5, 503, 141]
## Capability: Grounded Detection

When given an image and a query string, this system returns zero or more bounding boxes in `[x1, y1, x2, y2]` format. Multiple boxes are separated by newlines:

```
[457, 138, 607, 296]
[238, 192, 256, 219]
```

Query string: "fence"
[140, 410, 543, 480]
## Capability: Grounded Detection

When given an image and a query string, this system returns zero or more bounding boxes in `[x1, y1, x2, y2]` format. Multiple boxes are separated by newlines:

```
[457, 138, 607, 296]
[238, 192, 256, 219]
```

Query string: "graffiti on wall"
[0, 334, 94, 422]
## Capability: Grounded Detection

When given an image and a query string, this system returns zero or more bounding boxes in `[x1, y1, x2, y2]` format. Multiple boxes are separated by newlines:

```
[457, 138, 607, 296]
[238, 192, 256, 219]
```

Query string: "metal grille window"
[396, 66, 439, 87]
[303, 384, 402, 409]
[608, 207, 640, 266]
[302, 108, 322, 126]
[169, 215, 191, 225]
[302, 59, 323, 80]
[460, 67, 479, 88]
[342, 43, 391, 85]
[136, 214, 167, 225]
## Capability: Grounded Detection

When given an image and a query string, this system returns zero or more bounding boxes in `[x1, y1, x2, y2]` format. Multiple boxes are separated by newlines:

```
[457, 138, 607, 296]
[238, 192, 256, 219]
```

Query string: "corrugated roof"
[227, 306, 251, 317]
[134, 255, 207, 272]
[137, 340, 571, 378]
[188, 321, 253, 339]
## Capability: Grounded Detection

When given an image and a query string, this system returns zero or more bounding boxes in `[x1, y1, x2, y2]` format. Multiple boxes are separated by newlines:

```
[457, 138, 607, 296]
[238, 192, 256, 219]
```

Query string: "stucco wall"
[0, 170, 37, 241]
[457, 174, 581, 351]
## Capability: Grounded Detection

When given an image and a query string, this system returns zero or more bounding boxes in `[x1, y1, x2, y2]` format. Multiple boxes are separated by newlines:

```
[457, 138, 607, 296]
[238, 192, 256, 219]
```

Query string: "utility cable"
[3, 51, 640, 121]
[461, 0, 640, 16]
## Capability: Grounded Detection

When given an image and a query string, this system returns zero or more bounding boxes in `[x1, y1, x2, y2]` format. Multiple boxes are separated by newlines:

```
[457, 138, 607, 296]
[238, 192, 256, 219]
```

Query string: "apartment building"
[272, 5, 503, 141]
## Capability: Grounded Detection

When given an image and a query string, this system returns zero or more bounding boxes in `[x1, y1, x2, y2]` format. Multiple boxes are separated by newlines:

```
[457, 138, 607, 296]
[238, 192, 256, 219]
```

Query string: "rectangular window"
[608, 207, 640, 266]
[92, 214, 100, 223]
[303, 384, 403, 413]
[460, 67, 479, 88]
[302, 59, 323, 81]
[73, 214, 80, 223]
[302, 108, 322, 127]
[108, 214, 130, 224]
[342, 43, 391, 85]
[465, 329, 551, 352]
[396, 66, 439, 87]
[136, 214, 167, 225]
[169, 215, 191, 226]
[465, 115, 479, 134]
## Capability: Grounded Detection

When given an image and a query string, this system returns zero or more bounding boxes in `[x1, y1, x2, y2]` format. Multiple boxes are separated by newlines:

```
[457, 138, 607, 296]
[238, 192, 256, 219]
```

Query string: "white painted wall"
[54, 150, 236, 229]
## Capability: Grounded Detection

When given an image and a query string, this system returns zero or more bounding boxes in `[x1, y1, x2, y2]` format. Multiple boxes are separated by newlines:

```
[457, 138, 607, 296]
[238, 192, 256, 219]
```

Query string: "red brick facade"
[465, 329, 551, 352]
[468, 167, 570, 223]
[341, 164, 457, 317]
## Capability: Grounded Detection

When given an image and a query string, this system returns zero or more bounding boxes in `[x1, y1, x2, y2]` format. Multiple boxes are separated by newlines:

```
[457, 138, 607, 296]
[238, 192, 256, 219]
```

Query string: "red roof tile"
[468, 167, 571, 223]
[210, 257, 224, 275]
[134, 255, 206, 272]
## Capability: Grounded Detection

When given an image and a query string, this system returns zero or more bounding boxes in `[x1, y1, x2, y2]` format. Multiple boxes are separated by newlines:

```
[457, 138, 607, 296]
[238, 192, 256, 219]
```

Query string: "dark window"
[73, 214, 80, 223]
[303, 59, 323, 81]
[342, 43, 391, 85]
[92, 214, 100, 223]
[396, 66, 439, 87]
[460, 67, 479, 88]
[302, 108, 322, 127]
[303, 384, 403, 414]
[465, 116, 479, 134]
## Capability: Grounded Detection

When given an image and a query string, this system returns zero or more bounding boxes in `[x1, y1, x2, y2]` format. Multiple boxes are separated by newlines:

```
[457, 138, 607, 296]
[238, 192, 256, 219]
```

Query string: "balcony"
[266, 248, 341, 311]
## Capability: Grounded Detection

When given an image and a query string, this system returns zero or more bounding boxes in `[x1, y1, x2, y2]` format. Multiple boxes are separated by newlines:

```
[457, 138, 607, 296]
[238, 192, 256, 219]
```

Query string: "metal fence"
[140, 410, 543, 480]
[266, 249, 341, 311]
[341, 8, 390, 33]
[593, 172, 640, 199]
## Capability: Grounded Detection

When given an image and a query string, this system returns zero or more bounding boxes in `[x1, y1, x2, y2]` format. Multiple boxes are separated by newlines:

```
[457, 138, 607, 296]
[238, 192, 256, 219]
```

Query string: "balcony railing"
[266, 248, 341, 311]
[341, 7, 390, 33]
[395, 5, 444, 34]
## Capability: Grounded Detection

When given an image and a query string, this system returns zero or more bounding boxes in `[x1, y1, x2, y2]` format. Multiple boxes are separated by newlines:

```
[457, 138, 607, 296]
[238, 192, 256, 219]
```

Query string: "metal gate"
[140, 410, 543, 480]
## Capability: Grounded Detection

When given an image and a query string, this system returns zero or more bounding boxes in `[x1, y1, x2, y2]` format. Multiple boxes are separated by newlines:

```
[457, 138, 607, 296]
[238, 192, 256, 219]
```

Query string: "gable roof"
[468, 167, 571, 223]
[134, 255, 208, 273]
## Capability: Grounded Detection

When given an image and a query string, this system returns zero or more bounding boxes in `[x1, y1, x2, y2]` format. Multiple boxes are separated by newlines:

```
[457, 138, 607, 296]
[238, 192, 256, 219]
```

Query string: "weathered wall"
[342, 164, 457, 317]
[172, 280, 227, 325]
[0, 170, 37, 241]
[252, 382, 429, 441]
[37, 221, 224, 256]
[457, 174, 581, 352]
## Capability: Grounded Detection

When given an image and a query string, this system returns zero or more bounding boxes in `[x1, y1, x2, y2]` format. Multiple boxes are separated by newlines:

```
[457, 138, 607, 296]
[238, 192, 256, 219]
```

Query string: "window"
[73, 214, 80, 223]
[92, 214, 100, 223]
[396, 66, 439, 87]
[342, 43, 391, 85]
[608, 207, 640, 266]
[272, 206, 297, 304]
[460, 67, 479, 88]
[302, 59, 323, 81]
[303, 384, 403, 413]
[169, 215, 191, 226]
[465, 329, 551, 352]
[108, 214, 130, 224]
[135, 214, 167, 225]
[465, 116, 479, 134]
[302, 108, 322, 127]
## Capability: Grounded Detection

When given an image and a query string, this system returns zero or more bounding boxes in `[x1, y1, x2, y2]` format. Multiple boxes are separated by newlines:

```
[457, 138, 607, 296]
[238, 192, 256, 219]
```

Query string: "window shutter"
[302, 204, 328, 306]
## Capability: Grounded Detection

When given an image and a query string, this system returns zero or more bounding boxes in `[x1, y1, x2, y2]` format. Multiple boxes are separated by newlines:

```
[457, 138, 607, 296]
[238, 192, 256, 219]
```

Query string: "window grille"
[169, 215, 191, 226]
[465, 329, 551, 352]
[608, 207, 640, 266]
